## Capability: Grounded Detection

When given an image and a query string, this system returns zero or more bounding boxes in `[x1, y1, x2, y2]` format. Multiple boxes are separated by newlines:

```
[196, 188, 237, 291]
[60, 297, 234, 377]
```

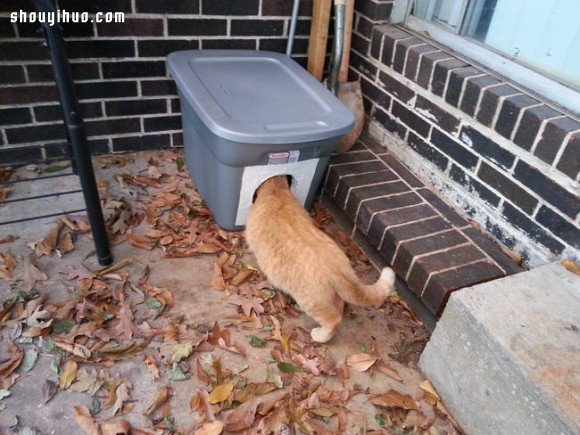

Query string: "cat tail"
[336, 267, 396, 308]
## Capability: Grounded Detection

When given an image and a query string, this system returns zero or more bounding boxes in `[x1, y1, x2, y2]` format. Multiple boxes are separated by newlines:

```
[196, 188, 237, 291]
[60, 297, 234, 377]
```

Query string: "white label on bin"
[268, 150, 299, 165]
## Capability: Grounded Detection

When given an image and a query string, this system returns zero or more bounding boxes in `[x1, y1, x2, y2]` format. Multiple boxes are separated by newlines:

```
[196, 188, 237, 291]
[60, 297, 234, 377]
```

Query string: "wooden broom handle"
[338, 0, 354, 83]
[307, 0, 332, 81]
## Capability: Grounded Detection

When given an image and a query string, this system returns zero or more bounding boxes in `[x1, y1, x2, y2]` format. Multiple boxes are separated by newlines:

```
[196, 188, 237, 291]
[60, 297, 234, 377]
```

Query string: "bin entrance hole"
[252, 175, 293, 203]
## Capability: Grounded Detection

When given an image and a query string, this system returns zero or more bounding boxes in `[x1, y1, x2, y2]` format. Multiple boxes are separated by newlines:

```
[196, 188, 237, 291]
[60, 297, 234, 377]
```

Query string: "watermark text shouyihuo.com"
[10, 10, 125, 26]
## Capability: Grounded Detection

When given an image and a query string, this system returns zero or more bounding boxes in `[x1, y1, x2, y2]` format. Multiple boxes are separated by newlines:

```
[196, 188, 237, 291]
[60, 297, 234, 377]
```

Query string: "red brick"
[324, 160, 385, 197]
[0, 85, 58, 105]
[329, 150, 375, 165]
[358, 132, 389, 155]
[356, 192, 423, 233]
[368, 203, 437, 240]
[392, 230, 468, 278]
[422, 261, 504, 315]
[98, 18, 163, 36]
[417, 51, 451, 90]
[461, 227, 522, 275]
[407, 245, 486, 295]
[379, 153, 424, 188]
[405, 44, 438, 81]
[334, 170, 398, 209]
[416, 188, 468, 226]
[379, 217, 452, 262]
[345, 181, 410, 221]
[475, 84, 519, 128]
[534, 117, 580, 165]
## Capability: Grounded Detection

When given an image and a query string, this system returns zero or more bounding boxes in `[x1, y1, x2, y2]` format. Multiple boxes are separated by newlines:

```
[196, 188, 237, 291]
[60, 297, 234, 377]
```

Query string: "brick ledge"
[323, 132, 522, 316]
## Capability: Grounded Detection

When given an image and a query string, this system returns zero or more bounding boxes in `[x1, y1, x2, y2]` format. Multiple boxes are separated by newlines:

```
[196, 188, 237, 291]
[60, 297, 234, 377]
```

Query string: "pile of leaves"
[0, 151, 460, 434]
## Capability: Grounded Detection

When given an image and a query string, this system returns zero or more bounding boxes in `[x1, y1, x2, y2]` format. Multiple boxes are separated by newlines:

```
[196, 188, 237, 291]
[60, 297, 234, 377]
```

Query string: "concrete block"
[420, 262, 579, 435]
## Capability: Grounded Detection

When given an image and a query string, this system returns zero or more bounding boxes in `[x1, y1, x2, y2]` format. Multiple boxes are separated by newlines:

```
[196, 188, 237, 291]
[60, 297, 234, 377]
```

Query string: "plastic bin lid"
[167, 50, 354, 144]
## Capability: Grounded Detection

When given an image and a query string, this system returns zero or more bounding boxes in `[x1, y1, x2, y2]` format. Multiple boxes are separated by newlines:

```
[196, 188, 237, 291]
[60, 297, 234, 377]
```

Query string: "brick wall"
[347, 0, 579, 267]
[1, 0, 578, 267]
[0, 0, 312, 164]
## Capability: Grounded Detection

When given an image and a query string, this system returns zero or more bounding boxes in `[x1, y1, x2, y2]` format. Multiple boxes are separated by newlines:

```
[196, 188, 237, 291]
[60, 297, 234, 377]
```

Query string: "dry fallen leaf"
[127, 233, 154, 251]
[111, 381, 131, 416]
[0, 235, 18, 245]
[74, 405, 100, 435]
[291, 354, 320, 375]
[20, 255, 48, 292]
[70, 368, 104, 396]
[0, 185, 11, 204]
[52, 338, 91, 359]
[562, 260, 580, 276]
[195, 420, 224, 435]
[234, 382, 276, 404]
[57, 231, 75, 256]
[145, 386, 170, 416]
[375, 360, 403, 382]
[29, 221, 63, 257]
[402, 409, 433, 430]
[0, 374, 19, 390]
[61, 215, 91, 233]
[143, 354, 160, 380]
[42, 380, 59, 404]
[499, 244, 522, 264]
[113, 302, 135, 340]
[228, 294, 264, 317]
[223, 396, 261, 431]
[190, 392, 201, 411]
[97, 340, 148, 361]
[270, 316, 290, 356]
[101, 420, 131, 435]
[0, 342, 23, 379]
[59, 360, 78, 389]
[0, 250, 16, 280]
[346, 352, 377, 372]
[211, 262, 226, 291]
[94, 257, 133, 276]
[143, 284, 174, 308]
[419, 379, 439, 405]
[99, 155, 127, 167]
[209, 382, 234, 404]
[159, 339, 198, 364]
[370, 389, 418, 410]
[0, 167, 13, 182]
[230, 269, 254, 286]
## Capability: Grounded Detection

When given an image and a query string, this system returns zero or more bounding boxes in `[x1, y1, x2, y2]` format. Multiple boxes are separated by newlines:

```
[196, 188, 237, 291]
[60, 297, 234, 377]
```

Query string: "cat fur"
[246, 175, 396, 343]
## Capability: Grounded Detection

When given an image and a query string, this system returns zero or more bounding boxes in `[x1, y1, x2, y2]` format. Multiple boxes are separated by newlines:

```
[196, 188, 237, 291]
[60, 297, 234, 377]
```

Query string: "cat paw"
[311, 327, 335, 343]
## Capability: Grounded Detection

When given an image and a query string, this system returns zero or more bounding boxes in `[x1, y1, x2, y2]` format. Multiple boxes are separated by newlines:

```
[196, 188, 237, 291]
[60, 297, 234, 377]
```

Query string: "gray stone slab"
[4, 174, 80, 202]
[420, 262, 580, 435]
[0, 191, 85, 225]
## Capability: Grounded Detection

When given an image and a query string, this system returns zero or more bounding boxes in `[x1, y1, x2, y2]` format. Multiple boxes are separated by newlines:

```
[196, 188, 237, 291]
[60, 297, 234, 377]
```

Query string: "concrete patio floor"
[0, 150, 458, 434]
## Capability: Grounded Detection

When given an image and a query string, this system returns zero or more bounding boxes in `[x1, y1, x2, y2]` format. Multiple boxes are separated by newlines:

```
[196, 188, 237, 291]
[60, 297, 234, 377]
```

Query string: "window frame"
[390, 0, 580, 115]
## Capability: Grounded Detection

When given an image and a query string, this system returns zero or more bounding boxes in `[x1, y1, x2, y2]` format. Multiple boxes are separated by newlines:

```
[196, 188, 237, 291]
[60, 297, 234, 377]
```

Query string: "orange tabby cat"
[246, 175, 396, 343]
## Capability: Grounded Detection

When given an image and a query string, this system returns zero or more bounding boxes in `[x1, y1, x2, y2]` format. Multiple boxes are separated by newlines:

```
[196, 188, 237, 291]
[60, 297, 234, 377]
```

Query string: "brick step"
[322, 132, 521, 317]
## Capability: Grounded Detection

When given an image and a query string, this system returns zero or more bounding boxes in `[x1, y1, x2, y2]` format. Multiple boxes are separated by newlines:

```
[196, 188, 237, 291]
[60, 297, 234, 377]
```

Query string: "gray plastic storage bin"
[167, 50, 354, 230]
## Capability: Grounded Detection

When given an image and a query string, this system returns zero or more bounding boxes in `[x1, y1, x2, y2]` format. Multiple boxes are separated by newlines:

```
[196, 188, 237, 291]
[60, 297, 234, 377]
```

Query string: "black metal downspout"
[32, 0, 113, 266]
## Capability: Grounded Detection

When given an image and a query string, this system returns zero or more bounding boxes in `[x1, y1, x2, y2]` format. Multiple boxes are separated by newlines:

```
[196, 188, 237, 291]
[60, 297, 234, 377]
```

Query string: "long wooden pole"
[307, 0, 332, 81]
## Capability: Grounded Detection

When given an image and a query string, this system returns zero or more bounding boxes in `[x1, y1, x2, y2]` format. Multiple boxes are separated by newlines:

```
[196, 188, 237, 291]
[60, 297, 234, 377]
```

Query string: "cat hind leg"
[308, 305, 343, 343]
